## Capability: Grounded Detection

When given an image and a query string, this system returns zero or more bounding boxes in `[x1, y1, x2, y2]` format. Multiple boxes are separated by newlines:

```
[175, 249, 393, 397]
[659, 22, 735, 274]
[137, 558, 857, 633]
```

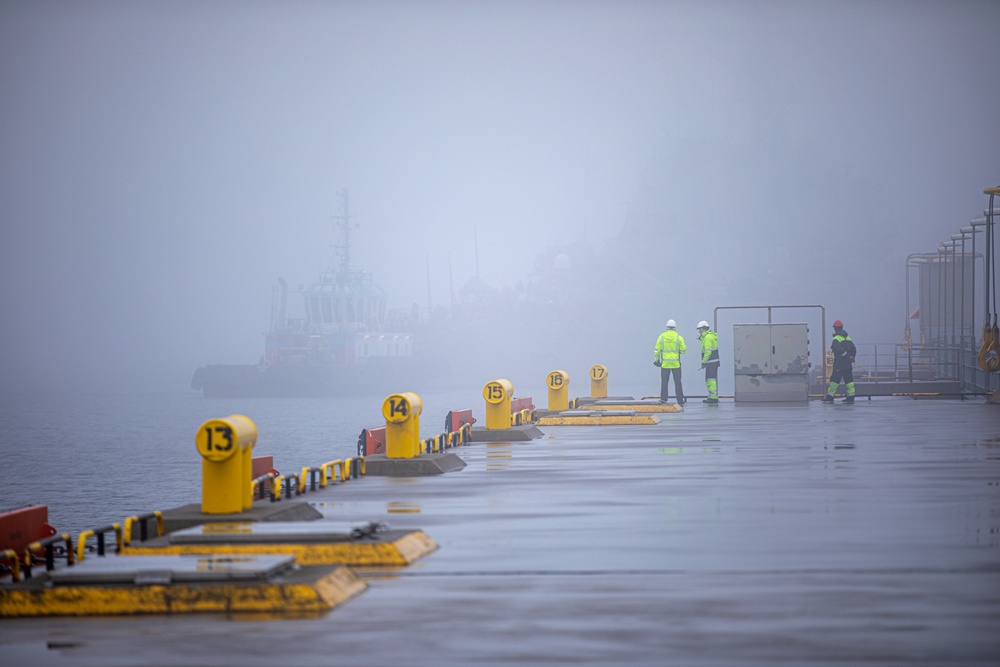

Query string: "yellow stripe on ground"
[119, 531, 437, 566]
[536, 415, 661, 426]
[584, 404, 682, 413]
[0, 566, 365, 617]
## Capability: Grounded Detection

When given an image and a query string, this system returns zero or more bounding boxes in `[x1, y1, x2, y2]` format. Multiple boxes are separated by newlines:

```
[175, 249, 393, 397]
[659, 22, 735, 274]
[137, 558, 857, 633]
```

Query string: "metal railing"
[847, 341, 997, 395]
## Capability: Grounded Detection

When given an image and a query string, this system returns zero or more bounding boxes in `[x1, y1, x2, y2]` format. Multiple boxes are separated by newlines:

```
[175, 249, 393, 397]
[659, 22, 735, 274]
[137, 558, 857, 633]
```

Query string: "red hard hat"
[833, 319, 843, 328]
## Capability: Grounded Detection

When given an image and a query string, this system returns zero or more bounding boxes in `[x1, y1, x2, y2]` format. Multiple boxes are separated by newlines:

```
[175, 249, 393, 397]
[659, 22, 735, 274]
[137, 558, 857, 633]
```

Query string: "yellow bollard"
[195, 414, 257, 514]
[547, 370, 570, 411]
[383, 393, 423, 458]
[483, 378, 514, 430]
[402, 392, 422, 453]
[590, 364, 608, 398]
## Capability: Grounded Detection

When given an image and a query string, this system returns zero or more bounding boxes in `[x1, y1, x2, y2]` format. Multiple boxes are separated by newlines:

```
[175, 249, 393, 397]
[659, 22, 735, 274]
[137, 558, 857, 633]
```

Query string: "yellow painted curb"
[0, 565, 365, 617]
[584, 403, 682, 413]
[536, 415, 661, 426]
[120, 530, 437, 566]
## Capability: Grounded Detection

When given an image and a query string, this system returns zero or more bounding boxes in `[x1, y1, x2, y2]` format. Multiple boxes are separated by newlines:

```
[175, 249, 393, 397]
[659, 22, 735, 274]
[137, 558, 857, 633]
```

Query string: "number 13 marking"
[204, 425, 233, 452]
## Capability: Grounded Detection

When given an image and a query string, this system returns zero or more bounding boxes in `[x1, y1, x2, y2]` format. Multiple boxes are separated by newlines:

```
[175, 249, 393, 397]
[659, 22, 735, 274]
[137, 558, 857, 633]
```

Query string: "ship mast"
[334, 189, 351, 278]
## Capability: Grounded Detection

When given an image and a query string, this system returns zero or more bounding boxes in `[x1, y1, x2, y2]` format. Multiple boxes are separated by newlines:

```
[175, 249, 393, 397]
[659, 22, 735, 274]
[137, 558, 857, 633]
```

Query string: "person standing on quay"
[696, 320, 720, 404]
[823, 319, 857, 404]
[654, 319, 686, 405]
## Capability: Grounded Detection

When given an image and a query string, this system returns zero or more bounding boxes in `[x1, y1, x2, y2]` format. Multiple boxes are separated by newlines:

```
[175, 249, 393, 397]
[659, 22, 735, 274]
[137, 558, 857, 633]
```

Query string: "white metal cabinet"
[733, 323, 809, 402]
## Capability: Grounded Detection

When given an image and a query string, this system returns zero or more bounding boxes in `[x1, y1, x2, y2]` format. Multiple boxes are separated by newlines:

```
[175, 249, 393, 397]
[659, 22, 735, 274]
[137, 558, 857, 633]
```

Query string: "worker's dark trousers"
[827, 365, 856, 397]
[660, 366, 684, 404]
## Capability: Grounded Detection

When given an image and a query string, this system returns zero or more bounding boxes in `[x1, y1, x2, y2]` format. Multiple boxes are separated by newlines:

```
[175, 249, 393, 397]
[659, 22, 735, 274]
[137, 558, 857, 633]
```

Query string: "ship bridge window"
[322, 296, 333, 323]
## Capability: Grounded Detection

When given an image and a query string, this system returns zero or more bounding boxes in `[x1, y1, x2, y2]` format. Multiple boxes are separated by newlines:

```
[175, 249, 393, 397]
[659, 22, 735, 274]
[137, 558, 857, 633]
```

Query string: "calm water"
[0, 386, 492, 537]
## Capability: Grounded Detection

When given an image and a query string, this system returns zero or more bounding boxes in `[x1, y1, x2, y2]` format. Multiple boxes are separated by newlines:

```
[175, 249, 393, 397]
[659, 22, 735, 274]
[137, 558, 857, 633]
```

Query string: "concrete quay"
[1, 398, 998, 666]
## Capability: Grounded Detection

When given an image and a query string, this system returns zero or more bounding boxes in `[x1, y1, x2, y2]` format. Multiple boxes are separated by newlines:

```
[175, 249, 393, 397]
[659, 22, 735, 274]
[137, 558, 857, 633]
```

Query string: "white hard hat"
[697, 320, 710, 329]
[666, 319, 676, 328]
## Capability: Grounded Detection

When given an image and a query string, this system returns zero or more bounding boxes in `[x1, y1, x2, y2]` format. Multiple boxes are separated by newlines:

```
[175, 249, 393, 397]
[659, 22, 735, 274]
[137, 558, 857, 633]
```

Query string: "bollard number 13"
[196, 421, 237, 462]
[203, 425, 234, 451]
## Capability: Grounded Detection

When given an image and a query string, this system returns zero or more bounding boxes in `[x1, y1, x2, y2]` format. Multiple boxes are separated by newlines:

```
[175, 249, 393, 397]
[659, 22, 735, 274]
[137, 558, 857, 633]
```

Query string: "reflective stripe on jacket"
[655, 330, 686, 368]
[700, 330, 720, 366]
[832, 332, 855, 368]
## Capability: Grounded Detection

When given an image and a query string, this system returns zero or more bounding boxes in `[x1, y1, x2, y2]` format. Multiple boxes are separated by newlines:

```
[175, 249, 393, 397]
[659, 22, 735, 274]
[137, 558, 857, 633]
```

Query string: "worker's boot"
[703, 398, 719, 404]
[842, 396, 855, 404]
[821, 394, 835, 403]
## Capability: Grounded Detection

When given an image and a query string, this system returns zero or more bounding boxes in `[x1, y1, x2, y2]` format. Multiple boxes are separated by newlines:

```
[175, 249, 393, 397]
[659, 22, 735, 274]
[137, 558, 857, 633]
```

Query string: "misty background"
[2, 0, 998, 397]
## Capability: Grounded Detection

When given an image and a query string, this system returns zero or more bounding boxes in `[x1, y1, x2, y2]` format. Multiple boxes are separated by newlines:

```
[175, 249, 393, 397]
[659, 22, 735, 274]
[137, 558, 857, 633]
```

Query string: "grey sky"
[1, 0, 998, 393]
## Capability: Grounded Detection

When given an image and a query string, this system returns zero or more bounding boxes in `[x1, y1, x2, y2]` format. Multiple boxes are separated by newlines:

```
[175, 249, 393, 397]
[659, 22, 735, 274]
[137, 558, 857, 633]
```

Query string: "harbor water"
[0, 385, 490, 537]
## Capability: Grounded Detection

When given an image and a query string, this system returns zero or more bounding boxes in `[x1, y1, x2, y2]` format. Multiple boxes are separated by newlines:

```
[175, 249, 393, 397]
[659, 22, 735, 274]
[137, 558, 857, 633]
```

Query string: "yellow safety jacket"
[654, 330, 686, 368]
[700, 330, 720, 366]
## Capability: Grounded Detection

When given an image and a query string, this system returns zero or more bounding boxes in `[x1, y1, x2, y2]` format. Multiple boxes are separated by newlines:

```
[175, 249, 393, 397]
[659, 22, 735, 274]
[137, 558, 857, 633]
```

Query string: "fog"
[1, 0, 998, 396]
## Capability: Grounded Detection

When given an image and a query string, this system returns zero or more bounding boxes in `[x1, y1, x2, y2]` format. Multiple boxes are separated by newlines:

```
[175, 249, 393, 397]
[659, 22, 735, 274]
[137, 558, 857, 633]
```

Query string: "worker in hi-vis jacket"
[823, 319, 857, 404]
[654, 319, 686, 405]
[696, 320, 719, 404]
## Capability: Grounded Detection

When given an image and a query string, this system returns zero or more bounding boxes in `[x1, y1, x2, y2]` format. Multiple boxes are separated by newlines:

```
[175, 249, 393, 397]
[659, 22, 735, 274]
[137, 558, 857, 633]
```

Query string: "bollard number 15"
[483, 382, 505, 404]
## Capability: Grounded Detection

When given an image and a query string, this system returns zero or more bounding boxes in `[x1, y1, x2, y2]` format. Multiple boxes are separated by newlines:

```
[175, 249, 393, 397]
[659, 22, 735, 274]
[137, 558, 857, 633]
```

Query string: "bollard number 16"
[547, 372, 565, 389]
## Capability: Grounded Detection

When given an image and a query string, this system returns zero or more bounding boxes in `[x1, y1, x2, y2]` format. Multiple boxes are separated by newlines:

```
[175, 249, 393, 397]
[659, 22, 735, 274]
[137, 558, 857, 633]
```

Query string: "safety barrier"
[0, 549, 21, 582]
[123, 511, 164, 546]
[251, 471, 278, 501]
[509, 397, 536, 426]
[419, 422, 473, 454]
[266, 457, 366, 502]
[76, 523, 123, 562]
[272, 474, 301, 500]
[5, 514, 158, 579]
[26, 532, 75, 576]
[319, 458, 364, 487]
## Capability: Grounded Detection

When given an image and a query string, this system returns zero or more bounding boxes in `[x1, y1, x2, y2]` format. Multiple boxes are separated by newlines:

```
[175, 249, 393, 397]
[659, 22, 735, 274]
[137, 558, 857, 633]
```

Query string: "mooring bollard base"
[159, 501, 323, 535]
[470, 424, 544, 442]
[364, 452, 467, 477]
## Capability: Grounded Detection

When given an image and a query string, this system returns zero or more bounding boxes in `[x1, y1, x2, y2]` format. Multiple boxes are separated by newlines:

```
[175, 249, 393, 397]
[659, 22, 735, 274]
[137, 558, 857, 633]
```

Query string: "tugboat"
[191, 191, 440, 397]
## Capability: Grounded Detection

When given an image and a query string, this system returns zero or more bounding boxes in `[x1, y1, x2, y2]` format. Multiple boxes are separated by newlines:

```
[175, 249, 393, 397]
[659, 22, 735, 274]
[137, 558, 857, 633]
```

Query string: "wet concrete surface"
[2, 398, 999, 666]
